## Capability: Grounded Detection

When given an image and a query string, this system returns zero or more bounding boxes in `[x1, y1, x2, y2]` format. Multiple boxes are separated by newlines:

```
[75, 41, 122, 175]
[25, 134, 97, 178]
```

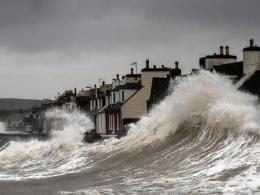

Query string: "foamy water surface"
[0, 71, 260, 195]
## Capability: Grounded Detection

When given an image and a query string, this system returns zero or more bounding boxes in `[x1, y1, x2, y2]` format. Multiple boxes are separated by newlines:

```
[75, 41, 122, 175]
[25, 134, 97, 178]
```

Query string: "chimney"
[102, 81, 105, 86]
[131, 68, 134, 75]
[122, 76, 125, 80]
[116, 74, 119, 80]
[161, 65, 165, 68]
[153, 65, 156, 69]
[175, 61, 179, 69]
[74, 88, 77, 95]
[225, 46, 230, 56]
[94, 84, 97, 97]
[250, 39, 254, 47]
[220, 46, 224, 55]
[146, 59, 150, 68]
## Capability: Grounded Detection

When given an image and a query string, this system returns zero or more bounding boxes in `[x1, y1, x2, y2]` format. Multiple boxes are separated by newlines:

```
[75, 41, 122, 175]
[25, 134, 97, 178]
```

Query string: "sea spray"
[119, 71, 260, 150]
[0, 108, 94, 181]
[45, 108, 94, 142]
[0, 71, 260, 194]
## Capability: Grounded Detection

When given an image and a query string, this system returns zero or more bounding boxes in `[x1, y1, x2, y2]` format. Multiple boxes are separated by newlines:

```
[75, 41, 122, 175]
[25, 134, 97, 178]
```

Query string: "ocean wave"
[0, 71, 260, 194]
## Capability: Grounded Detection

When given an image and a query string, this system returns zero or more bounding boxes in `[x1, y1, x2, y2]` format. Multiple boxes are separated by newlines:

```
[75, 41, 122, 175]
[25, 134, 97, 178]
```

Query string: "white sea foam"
[60, 71, 260, 194]
[0, 108, 95, 181]
[119, 71, 260, 149]
[0, 71, 260, 194]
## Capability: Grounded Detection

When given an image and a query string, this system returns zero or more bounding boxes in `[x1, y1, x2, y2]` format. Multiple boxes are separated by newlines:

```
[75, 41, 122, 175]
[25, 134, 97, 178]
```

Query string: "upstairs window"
[113, 93, 116, 103]
[122, 91, 125, 102]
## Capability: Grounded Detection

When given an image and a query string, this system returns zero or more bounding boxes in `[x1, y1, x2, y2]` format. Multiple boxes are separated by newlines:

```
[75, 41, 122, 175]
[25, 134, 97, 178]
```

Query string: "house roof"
[171, 68, 182, 77]
[243, 46, 260, 52]
[149, 77, 170, 102]
[239, 70, 260, 97]
[112, 81, 141, 91]
[105, 102, 122, 112]
[141, 67, 170, 72]
[213, 61, 244, 77]
[205, 54, 237, 59]
[125, 74, 141, 78]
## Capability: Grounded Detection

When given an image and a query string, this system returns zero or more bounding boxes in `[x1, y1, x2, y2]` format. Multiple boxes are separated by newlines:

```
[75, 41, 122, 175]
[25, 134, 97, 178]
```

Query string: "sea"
[0, 71, 259, 195]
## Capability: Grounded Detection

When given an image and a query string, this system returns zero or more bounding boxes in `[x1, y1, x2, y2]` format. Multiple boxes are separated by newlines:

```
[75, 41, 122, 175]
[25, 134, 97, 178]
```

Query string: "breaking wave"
[0, 71, 260, 194]
[0, 109, 94, 181]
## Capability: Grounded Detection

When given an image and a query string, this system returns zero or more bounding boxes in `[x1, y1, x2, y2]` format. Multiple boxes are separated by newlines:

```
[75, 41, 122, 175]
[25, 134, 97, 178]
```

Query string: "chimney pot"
[131, 68, 134, 75]
[146, 59, 150, 68]
[250, 39, 254, 47]
[175, 61, 179, 69]
[116, 74, 119, 80]
[122, 76, 125, 80]
[225, 46, 230, 55]
[161, 65, 165, 68]
[220, 46, 224, 55]
[102, 81, 105, 86]
[153, 65, 156, 69]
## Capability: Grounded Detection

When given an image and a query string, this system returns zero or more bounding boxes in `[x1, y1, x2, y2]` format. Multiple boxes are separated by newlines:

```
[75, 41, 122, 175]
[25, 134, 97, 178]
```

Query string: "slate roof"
[141, 67, 170, 72]
[150, 77, 170, 100]
[112, 81, 141, 91]
[205, 54, 237, 59]
[213, 61, 244, 77]
[239, 70, 260, 97]
[243, 46, 260, 51]
[171, 68, 182, 77]
[125, 74, 141, 78]
[105, 102, 123, 112]
[147, 77, 170, 110]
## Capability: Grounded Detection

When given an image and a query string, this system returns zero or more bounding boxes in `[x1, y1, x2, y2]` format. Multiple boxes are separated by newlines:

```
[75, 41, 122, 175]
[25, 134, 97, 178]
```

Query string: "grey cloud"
[0, 0, 260, 98]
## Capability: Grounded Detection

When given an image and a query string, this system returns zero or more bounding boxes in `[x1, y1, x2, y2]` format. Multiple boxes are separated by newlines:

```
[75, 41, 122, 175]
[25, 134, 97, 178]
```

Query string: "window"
[109, 115, 111, 130]
[113, 93, 116, 103]
[99, 98, 102, 108]
[122, 91, 125, 102]
[117, 114, 120, 130]
[111, 114, 114, 131]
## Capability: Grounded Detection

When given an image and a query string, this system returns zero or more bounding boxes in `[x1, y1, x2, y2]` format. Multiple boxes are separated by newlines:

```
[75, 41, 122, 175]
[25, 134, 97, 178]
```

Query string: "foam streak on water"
[0, 71, 260, 194]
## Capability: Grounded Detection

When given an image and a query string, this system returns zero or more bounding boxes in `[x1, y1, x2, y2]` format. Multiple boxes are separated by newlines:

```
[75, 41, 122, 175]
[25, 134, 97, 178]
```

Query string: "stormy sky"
[0, 0, 260, 99]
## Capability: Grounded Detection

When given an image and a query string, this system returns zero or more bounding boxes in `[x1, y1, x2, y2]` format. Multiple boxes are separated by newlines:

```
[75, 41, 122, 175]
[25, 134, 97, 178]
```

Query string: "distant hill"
[0, 98, 53, 111]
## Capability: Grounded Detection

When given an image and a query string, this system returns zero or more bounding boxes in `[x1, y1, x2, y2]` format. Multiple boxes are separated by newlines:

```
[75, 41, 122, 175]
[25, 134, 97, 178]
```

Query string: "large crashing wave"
[0, 109, 94, 181]
[0, 71, 260, 194]
[121, 71, 260, 147]
[66, 71, 260, 194]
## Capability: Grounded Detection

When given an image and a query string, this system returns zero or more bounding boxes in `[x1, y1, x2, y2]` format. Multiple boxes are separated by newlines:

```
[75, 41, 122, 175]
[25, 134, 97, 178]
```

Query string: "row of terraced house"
[76, 39, 260, 137]
[27, 39, 260, 137]
[76, 59, 182, 136]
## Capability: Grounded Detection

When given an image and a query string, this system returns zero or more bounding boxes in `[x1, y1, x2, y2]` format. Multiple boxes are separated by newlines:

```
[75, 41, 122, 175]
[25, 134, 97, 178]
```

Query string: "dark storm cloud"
[0, 0, 258, 53]
[0, 0, 260, 98]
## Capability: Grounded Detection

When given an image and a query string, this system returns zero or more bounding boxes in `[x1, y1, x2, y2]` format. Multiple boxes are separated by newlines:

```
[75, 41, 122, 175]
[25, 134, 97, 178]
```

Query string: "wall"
[96, 113, 106, 134]
[122, 70, 169, 120]
[141, 71, 169, 87]
[243, 51, 260, 74]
